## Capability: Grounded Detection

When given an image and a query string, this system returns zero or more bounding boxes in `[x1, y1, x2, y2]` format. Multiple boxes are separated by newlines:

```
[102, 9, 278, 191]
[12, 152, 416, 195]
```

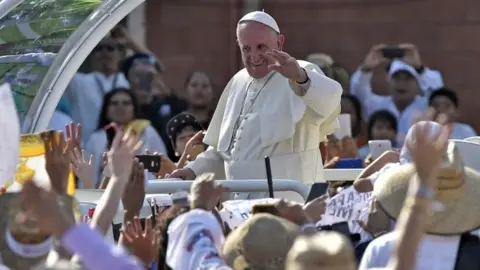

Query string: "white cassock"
[186, 60, 342, 200]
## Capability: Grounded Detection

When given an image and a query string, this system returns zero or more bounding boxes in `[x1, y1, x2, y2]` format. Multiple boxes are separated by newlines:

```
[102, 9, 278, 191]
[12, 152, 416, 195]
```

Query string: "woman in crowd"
[358, 110, 398, 160]
[122, 53, 186, 160]
[182, 70, 215, 129]
[341, 94, 366, 147]
[85, 88, 167, 186]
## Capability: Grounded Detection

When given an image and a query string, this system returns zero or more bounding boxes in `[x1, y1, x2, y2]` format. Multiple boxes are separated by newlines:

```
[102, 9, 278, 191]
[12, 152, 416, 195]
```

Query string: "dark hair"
[341, 94, 363, 137]
[96, 88, 140, 148]
[367, 110, 397, 140]
[156, 205, 191, 270]
[121, 53, 164, 78]
[428, 87, 458, 108]
[184, 70, 213, 88]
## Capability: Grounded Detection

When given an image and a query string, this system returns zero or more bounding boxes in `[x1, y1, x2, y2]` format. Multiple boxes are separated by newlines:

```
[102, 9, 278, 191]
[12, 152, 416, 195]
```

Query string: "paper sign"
[317, 186, 371, 227]
[220, 198, 278, 229]
[0, 84, 20, 189]
[333, 114, 352, 139]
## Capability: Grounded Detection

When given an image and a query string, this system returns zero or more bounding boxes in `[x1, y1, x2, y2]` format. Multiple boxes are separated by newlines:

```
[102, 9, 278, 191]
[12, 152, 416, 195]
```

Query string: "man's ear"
[277, 34, 285, 50]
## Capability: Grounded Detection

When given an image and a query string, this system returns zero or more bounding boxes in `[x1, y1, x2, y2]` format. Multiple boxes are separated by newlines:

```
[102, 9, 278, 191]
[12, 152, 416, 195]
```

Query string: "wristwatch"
[294, 68, 310, 84]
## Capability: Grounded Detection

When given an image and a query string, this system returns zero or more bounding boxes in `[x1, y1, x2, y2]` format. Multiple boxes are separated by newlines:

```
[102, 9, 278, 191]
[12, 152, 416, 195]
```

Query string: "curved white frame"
[0, 0, 24, 21]
[23, 0, 145, 133]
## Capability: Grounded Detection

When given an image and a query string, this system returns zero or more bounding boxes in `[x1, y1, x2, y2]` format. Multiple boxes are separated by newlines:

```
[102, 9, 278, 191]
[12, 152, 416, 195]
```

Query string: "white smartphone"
[334, 114, 352, 139]
[369, 140, 392, 160]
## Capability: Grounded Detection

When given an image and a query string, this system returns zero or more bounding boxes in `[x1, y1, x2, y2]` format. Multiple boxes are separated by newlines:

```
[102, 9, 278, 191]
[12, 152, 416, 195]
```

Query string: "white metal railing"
[323, 168, 363, 181]
[145, 179, 310, 201]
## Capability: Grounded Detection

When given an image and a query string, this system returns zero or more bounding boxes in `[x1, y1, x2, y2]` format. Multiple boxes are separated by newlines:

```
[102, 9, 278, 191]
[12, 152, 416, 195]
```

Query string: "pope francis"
[169, 11, 342, 198]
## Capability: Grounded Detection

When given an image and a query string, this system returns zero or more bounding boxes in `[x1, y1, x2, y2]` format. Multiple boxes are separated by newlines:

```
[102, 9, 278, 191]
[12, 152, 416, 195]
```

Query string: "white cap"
[238, 11, 280, 33]
[388, 60, 420, 82]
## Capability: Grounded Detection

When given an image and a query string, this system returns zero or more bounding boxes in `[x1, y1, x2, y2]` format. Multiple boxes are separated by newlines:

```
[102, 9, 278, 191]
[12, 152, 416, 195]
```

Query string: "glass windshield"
[0, 0, 102, 122]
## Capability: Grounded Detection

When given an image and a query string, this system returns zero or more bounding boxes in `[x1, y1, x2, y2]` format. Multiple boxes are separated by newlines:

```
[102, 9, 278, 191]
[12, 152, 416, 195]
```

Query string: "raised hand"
[122, 159, 145, 217]
[70, 148, 94, 189]
[303, 195, 328, 223]
[406, 121, 450, 187]
[121, 217, 159, 265]
[190, 173, 229, 210]
[107, 129, 143, 179]
[65, 122, 82, 152]
[361, 44, 388, 71]
[264, 49, 306, 82]
[183, 131, 205, 160]
[399, 43, 422, 68]
[42, 131, 69, 194]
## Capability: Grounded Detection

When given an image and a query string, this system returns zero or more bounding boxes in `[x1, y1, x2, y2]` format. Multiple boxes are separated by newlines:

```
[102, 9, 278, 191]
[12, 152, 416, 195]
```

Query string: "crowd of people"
[2, 9, 480, 270]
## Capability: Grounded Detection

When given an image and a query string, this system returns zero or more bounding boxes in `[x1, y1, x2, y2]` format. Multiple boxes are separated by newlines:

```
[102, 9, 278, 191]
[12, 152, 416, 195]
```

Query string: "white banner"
[317, 186, 371, 227]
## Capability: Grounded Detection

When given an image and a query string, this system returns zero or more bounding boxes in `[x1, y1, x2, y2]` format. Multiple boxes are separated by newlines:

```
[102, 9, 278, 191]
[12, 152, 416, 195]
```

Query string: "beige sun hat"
[306, 53, 334, 68]
[286, 231, 356, 270]
[0, 193, 78, 269]
[374, 141, 480, 235]
[222, 213, 300, 270]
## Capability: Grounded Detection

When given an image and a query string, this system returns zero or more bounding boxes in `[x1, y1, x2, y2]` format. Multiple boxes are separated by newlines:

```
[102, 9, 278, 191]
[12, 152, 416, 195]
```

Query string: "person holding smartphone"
[349, 44, 442, 146]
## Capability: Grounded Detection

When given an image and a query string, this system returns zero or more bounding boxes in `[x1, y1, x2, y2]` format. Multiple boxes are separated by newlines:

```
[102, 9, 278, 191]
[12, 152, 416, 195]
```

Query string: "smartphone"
[381, 47, 405, 59]
[306, 183, 329, 203]
[136, 155, 161, 172]
[335, 158, 363, 169]
[252, 204, 279, 216]
[138, 72, 153, 92]
[369, 140, 392, 160]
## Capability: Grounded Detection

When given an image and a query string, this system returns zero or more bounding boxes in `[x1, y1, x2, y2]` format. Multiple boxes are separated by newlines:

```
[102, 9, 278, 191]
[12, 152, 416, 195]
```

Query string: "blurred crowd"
[3, 12, 480, 270]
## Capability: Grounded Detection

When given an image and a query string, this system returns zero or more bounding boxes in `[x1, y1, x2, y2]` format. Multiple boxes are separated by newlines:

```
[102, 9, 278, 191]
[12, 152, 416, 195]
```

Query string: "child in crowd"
[166, 113, 205, 168]
[428, 87, 477, 139]
[358, 110, 398, 160]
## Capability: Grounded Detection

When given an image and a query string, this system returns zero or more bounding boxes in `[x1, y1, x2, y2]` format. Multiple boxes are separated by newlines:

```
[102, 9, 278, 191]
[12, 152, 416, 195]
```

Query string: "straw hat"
[374, 141, 480, 235]
[0, 193, 78, 269]
[286, 231, 356, 270]
[222, 213, 300, 270]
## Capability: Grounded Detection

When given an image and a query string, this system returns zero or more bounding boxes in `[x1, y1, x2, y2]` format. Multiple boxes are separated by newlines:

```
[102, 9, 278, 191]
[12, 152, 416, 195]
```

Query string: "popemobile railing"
[143, 169, 364, 201]
[145, 179, 311, 201]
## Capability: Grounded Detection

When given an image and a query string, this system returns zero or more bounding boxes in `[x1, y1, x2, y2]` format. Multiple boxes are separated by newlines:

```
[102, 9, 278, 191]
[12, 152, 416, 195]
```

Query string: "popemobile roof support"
[21, 0, 145, 133]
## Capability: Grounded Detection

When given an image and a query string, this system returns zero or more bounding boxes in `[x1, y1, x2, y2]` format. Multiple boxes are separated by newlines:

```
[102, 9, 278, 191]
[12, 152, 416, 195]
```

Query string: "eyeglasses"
[93, 44, 117, 52]
[110, 100, 132, 106]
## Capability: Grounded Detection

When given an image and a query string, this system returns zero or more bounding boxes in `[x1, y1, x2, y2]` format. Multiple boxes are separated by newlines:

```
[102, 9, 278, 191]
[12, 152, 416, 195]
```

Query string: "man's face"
[389, 71, 419, 105]
[236, 21, 284, 79]
[90, 37, 120, 70]
[431, 95, 457, 121]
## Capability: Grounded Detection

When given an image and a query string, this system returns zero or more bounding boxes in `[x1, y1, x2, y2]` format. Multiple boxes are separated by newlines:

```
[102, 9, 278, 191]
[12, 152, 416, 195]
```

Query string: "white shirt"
[349, 68, 444, 146]
[450, 122, 477, 140]
[48, 110, 73, 132]
[85, 125, 167, 187]
[359, 231, 462, 270]
[65, 72, 130, 145]
[166, 209, 230, 270]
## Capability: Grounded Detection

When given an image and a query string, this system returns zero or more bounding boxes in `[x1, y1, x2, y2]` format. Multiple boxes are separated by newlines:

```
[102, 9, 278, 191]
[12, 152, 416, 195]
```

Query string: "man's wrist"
[295, 68, 309, 84]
